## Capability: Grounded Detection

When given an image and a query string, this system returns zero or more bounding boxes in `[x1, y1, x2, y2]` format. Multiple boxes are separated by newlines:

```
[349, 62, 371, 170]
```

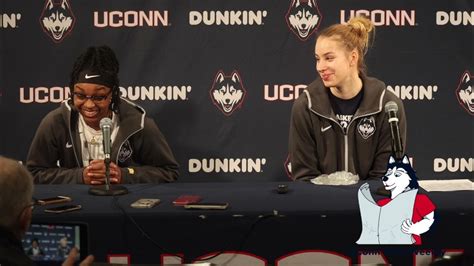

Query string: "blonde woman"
[289, 17, 406, 181]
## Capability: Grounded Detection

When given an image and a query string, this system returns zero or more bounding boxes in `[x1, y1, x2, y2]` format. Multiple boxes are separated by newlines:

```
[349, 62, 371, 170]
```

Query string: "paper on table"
[419, 179, 474, 192]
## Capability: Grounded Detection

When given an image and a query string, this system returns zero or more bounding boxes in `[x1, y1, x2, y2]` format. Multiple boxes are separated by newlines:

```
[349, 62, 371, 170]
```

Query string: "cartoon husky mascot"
[357, 155, 435, 245]
[456, 71, 473, 115]
[40, 0, 75, 42]
[210, 70, 246, 116]
[286, 0, 321, 40]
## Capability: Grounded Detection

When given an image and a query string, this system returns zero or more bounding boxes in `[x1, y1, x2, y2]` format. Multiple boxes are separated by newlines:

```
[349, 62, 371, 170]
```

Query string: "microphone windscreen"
[100, 117, 113, 128]
[384, 101, 398, 113]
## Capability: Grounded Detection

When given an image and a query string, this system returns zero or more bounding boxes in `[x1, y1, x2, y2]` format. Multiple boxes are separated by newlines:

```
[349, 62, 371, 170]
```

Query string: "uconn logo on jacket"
[118, 140, 133, 163]
[357, 116, 376, 139]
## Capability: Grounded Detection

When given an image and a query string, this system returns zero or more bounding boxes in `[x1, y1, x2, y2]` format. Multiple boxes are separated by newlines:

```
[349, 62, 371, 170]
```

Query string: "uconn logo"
[39, 0, 75, 43]
[210, 70, 246, 116]
[264, 84, 306, 101]
[340, 9, 416, 26]
[455, 71, 473, 115]
[94, 10, 169, 28]
[20, 86, 71, 103]
[285, 0, 322, 41]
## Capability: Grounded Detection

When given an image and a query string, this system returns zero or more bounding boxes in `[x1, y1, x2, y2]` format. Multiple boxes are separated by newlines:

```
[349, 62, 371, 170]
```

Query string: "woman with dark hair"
[26, 238, 45, 257]
[27, 46, 179, 184]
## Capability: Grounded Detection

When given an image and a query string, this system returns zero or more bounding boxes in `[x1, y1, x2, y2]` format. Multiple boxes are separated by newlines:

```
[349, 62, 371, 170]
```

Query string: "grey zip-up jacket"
[289, 75, 406, 181]
[26, 98, 179, 184]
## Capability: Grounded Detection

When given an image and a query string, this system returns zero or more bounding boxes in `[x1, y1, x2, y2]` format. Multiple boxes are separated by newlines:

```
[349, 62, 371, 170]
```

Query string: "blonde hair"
[318, 16, 375, 75]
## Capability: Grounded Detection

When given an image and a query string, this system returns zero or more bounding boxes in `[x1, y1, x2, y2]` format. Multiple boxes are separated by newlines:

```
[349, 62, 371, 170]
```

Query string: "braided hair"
[69, 46, 121, 112]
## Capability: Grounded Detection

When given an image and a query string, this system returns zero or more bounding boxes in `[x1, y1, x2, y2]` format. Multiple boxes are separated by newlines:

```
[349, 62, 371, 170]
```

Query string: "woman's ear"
[350, 49, 358, 67]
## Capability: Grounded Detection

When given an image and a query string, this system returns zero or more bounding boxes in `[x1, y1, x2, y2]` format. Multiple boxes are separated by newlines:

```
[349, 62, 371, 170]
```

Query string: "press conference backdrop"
[0, 0, 472, 182]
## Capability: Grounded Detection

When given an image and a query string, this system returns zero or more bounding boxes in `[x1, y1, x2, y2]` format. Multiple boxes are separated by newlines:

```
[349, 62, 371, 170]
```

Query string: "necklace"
[79, 115, 104, 164]
[78, 113, 119, 166]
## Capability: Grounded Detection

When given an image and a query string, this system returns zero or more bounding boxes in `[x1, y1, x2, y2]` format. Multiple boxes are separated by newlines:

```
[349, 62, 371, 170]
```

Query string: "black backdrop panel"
[1, 0, 472, 181]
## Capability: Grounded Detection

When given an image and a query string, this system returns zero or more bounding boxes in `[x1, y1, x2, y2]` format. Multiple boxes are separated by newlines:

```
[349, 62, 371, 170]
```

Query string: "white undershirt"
[31, 247, 41, 256]
[78, 113, 120, 166]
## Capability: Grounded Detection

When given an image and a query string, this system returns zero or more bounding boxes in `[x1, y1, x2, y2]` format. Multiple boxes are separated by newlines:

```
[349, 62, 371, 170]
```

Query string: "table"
[32, 182, 474, 265]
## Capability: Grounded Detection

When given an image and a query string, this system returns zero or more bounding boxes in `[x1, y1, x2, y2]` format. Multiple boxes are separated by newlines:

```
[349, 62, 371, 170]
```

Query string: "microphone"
[100, 117, 112, 160]
[100, 117, 113, 190]
[384, 101, 403, 161]
[89, 117, 128, 196]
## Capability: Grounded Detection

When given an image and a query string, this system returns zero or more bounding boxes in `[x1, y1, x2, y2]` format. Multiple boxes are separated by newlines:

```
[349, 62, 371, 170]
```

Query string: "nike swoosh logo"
[321, 125, 332, 132]
[85, 74, 100, 79]
[66, 142, 73, 148]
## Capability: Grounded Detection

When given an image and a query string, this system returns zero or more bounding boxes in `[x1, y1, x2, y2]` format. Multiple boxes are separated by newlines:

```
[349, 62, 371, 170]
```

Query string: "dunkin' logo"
[1, 13, 22, 28]
[189, 158, 266, 173]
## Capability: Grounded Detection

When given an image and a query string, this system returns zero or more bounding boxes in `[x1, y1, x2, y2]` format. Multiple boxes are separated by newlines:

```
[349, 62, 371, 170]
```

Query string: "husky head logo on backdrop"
[285, 0, 322, 41]
[456, 71, 473, 115]
[357, 116, 376, 139]
[210, 70, 246, 116]
[40, 0, 75, 43]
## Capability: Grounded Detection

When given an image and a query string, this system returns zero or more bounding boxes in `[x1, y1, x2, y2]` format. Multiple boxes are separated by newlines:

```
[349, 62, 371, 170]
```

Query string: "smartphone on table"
[130, 198, 161, 208]
[173, 195, 202, 206]
[184, 202, 229, 210]
[36, 196, 72, 205]
[44, 204, 82, 213]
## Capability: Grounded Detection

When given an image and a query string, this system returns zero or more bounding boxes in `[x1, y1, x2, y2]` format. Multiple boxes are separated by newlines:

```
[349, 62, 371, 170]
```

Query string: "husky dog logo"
[456, 71, 473, 116]
[357, 155, 436, 245]
[357, 116, 376, 139]
[118, 140, 133, 163]
[39, 0, 75, 43]
[285, 0, 322, 41]
[210, 70, 246, 116]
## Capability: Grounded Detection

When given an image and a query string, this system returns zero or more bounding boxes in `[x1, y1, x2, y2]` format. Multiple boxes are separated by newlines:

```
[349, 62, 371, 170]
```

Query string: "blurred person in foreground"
[0, 156, 94, 265]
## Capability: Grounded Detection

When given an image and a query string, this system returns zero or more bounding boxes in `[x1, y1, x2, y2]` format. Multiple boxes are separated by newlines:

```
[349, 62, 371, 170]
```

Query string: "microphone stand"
[88, 152, 128, 196]
[104, 156, 111, 191]
[376, 103, 404, 197]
